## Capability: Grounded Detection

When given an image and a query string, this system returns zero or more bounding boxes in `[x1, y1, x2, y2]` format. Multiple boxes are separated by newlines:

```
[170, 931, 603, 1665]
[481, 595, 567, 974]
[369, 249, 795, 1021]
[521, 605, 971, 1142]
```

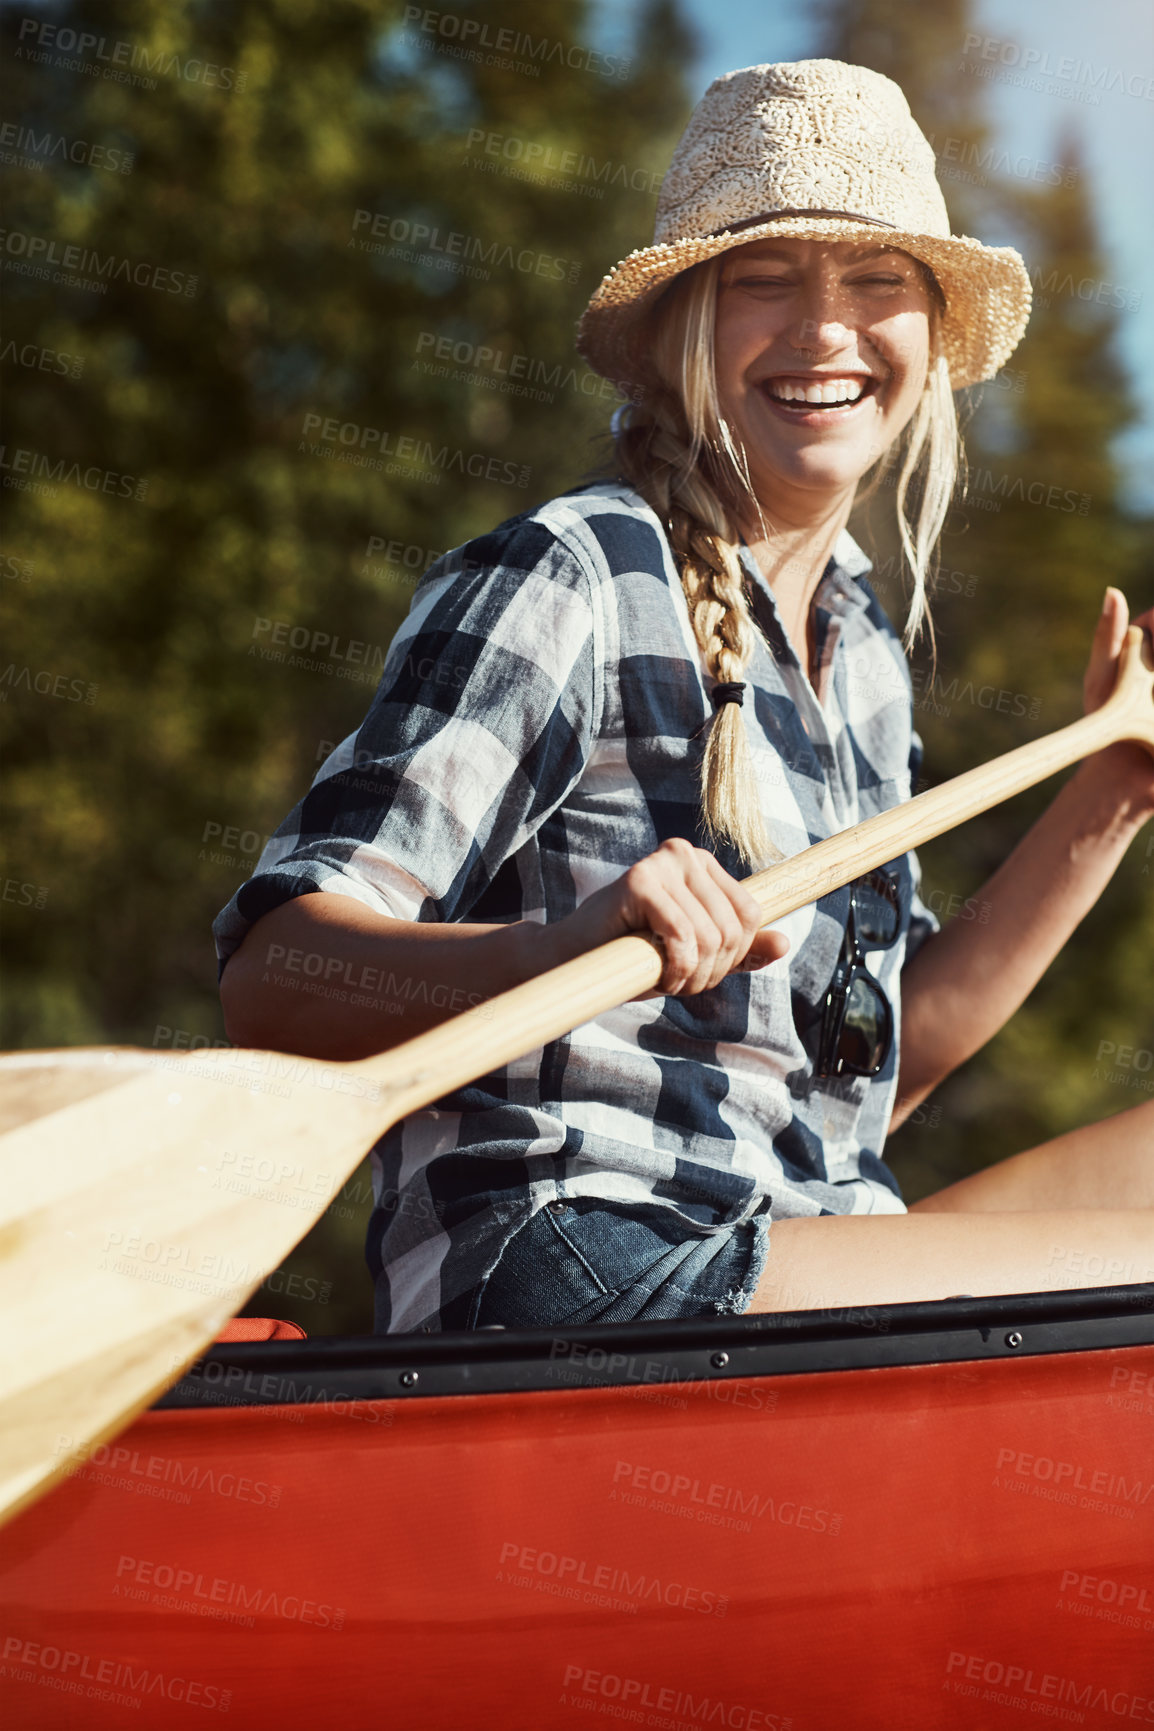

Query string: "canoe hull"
[3, 1295, 1153, 1729]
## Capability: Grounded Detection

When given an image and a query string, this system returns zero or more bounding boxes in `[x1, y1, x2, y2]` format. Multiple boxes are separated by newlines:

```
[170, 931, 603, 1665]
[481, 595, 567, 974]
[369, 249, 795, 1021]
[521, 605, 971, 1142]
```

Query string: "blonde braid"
[617, 403, 777, 868]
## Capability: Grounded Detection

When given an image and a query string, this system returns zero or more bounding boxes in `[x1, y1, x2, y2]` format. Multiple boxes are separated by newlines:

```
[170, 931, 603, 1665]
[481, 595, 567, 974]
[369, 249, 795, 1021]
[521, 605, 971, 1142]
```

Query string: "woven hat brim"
[576, 217, 1032, 393]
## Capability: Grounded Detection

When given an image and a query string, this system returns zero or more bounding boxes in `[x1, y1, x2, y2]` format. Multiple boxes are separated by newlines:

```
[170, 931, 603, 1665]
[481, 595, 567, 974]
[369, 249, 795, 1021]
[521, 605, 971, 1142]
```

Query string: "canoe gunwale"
[157, 1282, 1154, 1410]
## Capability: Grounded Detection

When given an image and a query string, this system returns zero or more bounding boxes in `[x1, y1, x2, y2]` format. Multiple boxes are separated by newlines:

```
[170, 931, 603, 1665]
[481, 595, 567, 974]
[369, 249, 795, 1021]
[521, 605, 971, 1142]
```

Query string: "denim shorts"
[469, 1198, 771, 1330]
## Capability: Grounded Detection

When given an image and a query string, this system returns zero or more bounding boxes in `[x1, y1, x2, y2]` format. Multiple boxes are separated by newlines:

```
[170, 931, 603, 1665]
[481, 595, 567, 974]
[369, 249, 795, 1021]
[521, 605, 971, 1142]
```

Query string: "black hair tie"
[710, 681, 746, 710]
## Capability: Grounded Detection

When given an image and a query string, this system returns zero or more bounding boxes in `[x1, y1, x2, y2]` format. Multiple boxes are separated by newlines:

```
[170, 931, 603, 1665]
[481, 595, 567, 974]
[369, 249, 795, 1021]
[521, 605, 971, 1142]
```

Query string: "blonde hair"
[612, 253, 961, 867]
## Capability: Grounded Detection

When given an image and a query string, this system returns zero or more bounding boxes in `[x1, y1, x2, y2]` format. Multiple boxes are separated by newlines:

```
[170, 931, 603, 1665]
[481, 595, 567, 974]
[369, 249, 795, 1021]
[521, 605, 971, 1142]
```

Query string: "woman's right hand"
[543, 836, 790, 997]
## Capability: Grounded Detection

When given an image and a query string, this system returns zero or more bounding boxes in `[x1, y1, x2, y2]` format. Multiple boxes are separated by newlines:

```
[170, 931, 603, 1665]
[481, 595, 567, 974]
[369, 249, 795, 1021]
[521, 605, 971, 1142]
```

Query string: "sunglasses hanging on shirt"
[816, 868, 902, 1080]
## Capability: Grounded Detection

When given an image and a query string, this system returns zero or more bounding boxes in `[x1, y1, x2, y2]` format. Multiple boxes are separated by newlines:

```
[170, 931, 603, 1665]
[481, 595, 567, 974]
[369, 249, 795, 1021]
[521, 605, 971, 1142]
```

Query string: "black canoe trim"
[157, 1284, 1154, 1410]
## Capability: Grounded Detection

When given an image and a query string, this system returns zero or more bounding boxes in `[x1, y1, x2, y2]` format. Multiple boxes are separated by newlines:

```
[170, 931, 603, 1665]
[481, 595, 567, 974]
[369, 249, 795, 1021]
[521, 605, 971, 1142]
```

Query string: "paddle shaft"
[0, 632, 1149, 1534]
[367, 635, 1154, 1124]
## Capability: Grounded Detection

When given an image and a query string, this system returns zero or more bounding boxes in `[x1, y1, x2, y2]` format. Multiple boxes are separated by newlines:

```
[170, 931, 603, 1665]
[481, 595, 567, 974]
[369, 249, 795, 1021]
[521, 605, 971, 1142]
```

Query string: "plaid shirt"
[214, 481, 938, 1332]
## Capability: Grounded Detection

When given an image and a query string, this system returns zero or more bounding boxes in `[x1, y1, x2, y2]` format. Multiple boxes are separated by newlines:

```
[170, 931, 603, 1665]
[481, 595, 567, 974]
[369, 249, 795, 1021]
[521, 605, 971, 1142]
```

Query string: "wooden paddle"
[2, 627, 1152, 1529]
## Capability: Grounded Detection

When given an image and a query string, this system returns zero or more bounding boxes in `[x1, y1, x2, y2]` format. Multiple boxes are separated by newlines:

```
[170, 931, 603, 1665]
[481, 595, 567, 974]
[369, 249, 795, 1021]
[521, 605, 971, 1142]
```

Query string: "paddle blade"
[0, 1048, 401, 1526]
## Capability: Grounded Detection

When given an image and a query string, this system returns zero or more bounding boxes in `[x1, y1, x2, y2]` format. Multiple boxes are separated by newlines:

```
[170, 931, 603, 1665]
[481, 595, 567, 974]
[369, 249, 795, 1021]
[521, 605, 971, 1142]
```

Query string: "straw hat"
[577, 59, 1031, 392]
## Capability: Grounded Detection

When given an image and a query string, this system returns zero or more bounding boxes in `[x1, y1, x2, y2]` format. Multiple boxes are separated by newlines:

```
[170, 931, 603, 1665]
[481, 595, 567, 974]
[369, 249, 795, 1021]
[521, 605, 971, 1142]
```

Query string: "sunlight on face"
[713, 238, 934, 513]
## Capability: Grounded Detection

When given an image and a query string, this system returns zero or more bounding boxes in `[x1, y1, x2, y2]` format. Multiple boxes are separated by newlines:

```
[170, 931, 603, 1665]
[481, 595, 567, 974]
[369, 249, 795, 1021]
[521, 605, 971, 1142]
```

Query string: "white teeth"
[768, 378, 866, 405]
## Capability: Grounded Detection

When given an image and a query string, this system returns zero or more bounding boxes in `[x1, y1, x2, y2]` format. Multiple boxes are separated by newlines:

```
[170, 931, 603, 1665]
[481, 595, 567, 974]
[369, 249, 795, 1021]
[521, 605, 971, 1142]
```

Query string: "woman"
[215, 60, 1154, 1333]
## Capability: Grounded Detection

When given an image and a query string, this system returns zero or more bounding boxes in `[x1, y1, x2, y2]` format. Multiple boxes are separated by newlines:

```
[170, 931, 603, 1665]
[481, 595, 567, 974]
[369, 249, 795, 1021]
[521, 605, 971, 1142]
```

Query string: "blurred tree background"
[1, 0, 1149, 1332]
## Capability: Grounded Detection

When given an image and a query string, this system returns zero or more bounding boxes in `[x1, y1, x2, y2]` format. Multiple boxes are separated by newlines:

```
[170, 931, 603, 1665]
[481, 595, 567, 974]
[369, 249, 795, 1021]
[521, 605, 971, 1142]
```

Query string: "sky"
[594, 0, 1154, 512]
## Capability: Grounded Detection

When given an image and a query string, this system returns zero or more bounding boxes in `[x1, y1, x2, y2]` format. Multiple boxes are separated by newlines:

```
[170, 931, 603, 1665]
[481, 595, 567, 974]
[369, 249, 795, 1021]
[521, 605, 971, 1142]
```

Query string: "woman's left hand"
[1082, 587, 1154, 818]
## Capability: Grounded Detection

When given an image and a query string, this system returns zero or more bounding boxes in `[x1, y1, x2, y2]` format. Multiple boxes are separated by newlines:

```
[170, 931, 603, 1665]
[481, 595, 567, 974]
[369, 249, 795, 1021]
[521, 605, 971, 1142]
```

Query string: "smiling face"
[712, 238, 935, 517]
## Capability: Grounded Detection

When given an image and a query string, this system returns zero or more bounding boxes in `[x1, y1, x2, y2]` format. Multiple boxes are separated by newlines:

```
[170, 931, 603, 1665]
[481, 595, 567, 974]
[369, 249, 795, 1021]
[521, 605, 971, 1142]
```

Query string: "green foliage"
[1, 0, 696, 1330]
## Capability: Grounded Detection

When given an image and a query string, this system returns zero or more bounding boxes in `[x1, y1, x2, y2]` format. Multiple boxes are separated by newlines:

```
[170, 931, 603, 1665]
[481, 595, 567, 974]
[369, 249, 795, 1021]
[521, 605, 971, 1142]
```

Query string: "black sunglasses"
[816, 869, 902, 1080]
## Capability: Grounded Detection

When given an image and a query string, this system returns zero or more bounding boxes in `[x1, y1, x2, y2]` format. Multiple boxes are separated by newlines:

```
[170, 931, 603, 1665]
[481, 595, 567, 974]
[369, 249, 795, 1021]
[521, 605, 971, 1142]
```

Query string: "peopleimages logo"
[462, 127, 662, 196]
[497, 1541, 728, 1616]
[53, 1433, 283, 1509]
[992, 1444, 1153, 1523]
[0, 228, 197, 296]
[0, 1635, 231, 1712]
[351, 210, 579, 283]
[945, 1650, 1154, 1721]
[115, 1555, 345, 1630]
[0, 123, 134, 174]
[400, 6, 632, 81]
[559, 1664, 792, 1730]
[959, 31, 1154, 101]
[610, 1459, 842, 1536]
[298, 411, 530, 489]
[14, 16, 247, 92]
[1059, 1570, 1154, 1616]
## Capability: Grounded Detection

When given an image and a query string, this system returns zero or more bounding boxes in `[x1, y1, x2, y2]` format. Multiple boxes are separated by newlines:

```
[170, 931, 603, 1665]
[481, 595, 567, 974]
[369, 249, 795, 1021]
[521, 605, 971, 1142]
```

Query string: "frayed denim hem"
[465, 1200, 772, 1331]
[706, 1215, 771, 1317]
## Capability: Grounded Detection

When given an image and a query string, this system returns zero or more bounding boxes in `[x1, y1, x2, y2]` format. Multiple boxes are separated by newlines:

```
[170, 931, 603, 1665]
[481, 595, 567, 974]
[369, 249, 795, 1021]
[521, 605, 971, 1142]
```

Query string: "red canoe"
[2, 1287, 1152, 1729]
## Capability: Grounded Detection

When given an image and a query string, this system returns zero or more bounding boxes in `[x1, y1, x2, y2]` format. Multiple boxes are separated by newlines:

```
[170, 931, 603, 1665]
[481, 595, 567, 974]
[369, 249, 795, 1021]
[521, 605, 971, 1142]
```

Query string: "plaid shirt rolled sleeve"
[213, 482, 941, 1333]
[214, 520, 602, 960]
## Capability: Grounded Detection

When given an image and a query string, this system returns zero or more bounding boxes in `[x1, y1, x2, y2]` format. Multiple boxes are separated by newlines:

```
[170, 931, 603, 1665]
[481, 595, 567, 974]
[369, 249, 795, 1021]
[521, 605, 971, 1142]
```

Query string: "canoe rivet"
[710, 1351, 729, 1370]
[399, 1370, 419, 1388]
[1005, 1331, 1023, 1349]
